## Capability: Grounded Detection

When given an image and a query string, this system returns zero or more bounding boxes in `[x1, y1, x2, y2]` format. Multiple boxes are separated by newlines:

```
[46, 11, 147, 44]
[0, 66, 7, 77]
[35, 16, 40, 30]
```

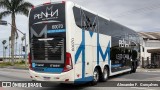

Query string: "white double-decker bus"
[28, 1, 140, 84]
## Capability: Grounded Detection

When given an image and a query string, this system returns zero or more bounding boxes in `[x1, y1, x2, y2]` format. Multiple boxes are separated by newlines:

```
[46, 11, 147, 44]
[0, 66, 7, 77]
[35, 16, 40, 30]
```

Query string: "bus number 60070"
[71, 38, 74, 51]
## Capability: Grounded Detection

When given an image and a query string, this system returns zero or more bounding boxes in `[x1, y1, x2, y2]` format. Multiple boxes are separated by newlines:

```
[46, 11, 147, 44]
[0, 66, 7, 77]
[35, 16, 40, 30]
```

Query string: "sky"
[0, 0, 160, 56]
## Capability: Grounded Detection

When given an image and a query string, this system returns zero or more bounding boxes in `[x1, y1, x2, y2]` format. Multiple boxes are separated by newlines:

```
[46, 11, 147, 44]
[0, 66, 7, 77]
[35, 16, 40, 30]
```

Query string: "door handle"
[87, 62, 89, 65]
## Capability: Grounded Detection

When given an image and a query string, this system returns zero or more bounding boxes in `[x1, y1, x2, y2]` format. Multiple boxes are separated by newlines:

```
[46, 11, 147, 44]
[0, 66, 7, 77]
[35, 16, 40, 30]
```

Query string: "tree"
[0, 0, 33, 65]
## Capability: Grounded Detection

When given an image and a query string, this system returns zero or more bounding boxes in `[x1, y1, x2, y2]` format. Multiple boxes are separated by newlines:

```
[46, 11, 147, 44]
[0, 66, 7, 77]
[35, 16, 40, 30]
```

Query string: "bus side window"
[98, 16, 110, 35]
[73, 7, 81, 28]
[73, 6, 98, 33]
[81, 10, 98, 32]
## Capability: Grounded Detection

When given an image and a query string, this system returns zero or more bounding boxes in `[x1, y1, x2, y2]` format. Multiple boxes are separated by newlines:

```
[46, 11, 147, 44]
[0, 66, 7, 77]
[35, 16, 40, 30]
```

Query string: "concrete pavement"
[0, 68, 30, 81]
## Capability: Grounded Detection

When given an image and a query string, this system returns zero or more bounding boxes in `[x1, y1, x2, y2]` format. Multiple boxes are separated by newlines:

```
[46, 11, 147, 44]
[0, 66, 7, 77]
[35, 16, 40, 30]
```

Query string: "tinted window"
[73, 7, 98, 32]
[29, 3, 66, 62]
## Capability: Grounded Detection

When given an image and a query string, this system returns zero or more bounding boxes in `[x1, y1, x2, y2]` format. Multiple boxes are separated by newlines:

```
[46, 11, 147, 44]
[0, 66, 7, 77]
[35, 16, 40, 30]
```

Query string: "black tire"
[100, 66, 109, 82]
[91, 68, 99, 85]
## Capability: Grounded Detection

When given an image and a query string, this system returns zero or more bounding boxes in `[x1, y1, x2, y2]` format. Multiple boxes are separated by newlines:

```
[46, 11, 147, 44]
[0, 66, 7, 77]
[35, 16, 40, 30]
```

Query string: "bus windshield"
[29, 3, 66, 63]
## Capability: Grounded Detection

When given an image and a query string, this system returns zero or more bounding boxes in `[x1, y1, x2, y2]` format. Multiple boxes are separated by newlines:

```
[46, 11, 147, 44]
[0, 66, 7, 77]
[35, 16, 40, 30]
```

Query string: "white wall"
[141, 39, 160, 61]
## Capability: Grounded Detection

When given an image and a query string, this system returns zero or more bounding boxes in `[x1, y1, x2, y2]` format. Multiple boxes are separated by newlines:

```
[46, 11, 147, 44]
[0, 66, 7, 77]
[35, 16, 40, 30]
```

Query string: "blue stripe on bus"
[47, 29, 65, 33]
[74, 76, 93, 84]
[111, 64, 122, 68]
[75, 29, 85, 79]
[43, 68, 63, 72]
[32, 67, 63, 73]
[89, 31, 94, 37]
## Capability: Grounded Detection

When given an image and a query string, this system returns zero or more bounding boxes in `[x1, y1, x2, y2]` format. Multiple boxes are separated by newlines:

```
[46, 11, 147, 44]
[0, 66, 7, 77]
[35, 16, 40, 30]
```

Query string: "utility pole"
[2, 40, 7, 62]
[15, 36, 18, 60]
[9, 36, 11, 62]
[3, 44, 4, 62]
[19, 44, 21, 60]
[21, 36, 25, 61]
[4, 46, 8, 62]
[24, 33, 27, 67]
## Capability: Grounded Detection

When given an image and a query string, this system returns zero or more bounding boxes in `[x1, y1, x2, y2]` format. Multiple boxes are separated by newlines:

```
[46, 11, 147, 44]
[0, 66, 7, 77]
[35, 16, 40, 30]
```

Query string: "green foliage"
[17, 60, 25, 64]
[0, 62, 12, 67]
[0, 0, 33, 19]
[0, 0, 33, 65]
[0, 60, 25, 67]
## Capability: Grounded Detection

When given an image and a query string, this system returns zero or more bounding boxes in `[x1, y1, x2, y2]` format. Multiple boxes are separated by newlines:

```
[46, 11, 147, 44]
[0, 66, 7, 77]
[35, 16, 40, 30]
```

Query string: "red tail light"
[28, 53, 33, 70]
[63, 52, 73, 72]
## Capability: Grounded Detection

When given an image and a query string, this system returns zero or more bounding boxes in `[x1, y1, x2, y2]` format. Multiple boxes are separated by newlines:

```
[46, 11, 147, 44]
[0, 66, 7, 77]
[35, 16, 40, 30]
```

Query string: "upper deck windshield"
[29, 3, 66, 63]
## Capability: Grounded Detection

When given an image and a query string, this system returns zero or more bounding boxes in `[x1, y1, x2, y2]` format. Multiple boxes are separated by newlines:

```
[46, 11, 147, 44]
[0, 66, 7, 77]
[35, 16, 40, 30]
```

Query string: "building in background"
[138, 32, 160, 68]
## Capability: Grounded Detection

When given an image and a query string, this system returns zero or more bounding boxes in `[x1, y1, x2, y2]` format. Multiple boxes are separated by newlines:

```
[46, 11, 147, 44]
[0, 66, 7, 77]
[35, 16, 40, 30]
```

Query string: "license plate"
[43, 76, 51, 80]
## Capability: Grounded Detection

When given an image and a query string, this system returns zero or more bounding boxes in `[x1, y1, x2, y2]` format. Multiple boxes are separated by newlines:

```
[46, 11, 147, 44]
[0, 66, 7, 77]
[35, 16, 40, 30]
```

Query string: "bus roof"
[72, 1, 136, 32]
[31, 1, 136, 32]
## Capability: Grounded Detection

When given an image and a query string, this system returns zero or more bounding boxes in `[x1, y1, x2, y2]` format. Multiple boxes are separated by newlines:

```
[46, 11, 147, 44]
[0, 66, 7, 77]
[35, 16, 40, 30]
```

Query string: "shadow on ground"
[40, 72, 131, 90]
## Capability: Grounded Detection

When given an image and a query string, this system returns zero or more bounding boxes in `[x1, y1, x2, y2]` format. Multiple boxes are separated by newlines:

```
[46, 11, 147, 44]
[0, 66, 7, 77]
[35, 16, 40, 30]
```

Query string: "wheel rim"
[93, 70, 99, 82]
[103, 68, 108, 79]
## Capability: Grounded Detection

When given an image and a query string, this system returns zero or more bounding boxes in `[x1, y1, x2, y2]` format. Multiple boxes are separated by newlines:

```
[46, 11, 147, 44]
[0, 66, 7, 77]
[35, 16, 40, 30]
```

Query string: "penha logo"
[34, 6, 58, 20]
[119, 38, 130, 47]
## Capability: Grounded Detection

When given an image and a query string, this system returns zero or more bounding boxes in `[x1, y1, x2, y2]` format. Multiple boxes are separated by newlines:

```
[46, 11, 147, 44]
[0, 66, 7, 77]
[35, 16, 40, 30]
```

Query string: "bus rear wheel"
[91, 68, 99, 85]
[100, 66, 109, 82]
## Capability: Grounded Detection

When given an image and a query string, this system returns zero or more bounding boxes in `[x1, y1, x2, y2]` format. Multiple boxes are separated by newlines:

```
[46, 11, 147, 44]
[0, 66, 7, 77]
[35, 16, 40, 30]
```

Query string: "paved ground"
[0, 68, 30, 81]
[0, 68, 160, 90]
